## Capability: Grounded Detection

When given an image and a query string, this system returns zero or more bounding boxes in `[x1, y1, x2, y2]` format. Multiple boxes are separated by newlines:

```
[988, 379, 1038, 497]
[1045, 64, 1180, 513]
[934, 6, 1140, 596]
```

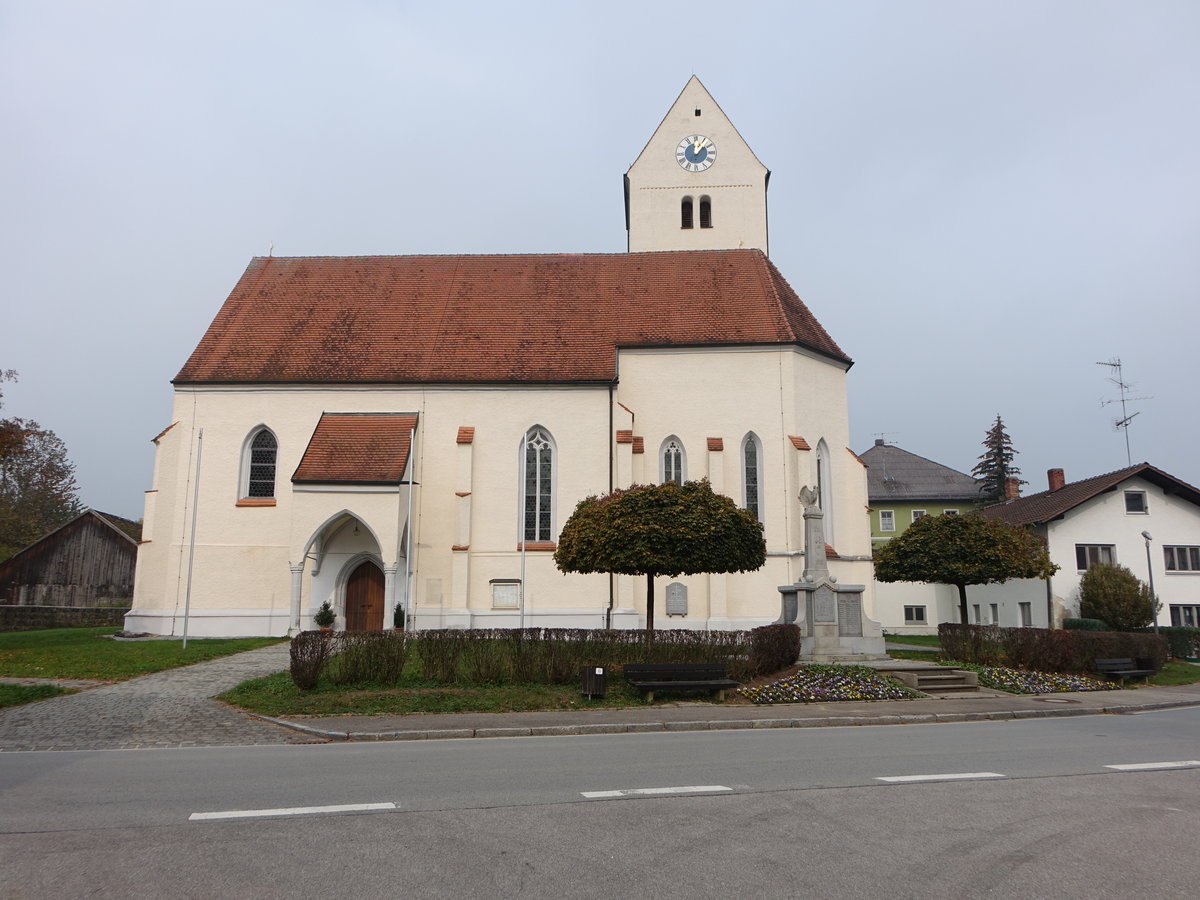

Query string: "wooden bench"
[1095, 657, 1157, 685]
[623, 662, 740, 703]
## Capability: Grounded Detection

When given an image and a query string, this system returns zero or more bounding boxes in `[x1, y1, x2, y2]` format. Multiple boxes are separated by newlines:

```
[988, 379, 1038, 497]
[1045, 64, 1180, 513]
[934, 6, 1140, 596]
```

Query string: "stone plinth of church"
[778, 488, 887, 662]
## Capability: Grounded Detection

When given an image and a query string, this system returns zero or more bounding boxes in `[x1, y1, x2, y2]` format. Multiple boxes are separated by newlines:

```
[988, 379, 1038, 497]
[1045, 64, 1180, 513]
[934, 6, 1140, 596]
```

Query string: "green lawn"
[1148, 660, 1200, 687]
[219, 669, 648, 717]
[0, 627, 285, 681]
[883, 633, 942, 647]
[0, 683, 75, 709]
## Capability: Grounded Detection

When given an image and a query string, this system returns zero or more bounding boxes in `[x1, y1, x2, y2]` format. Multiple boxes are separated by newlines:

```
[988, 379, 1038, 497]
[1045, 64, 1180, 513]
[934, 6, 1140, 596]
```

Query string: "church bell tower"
[625, 77, 770, 255]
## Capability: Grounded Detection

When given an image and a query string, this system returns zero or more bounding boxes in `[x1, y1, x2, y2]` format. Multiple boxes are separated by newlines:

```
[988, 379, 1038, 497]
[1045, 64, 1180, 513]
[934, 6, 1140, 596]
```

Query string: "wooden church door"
[344, 561, 385, 631]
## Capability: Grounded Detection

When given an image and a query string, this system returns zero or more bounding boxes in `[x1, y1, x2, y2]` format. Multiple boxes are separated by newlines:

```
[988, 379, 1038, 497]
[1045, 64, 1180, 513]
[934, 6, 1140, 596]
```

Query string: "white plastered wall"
[626, 77, 769, 254]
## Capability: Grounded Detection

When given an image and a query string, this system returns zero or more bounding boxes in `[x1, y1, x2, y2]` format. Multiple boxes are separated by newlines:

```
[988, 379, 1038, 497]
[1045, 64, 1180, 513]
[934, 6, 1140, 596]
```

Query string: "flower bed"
[738, 664, 920, 704]
[960, 664, 1119, 694]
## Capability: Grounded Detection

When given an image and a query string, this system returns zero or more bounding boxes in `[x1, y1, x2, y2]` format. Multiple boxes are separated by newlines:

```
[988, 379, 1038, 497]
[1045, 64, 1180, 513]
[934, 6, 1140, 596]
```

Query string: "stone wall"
[0, 605, 129, 632]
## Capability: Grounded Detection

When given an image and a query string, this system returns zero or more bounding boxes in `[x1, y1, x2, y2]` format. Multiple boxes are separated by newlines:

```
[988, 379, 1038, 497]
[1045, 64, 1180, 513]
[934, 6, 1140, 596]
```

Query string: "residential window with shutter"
[1075, 544, 1115, 570]
[1164, 546, 1200, 572]
[1124, 491, 1147, 514]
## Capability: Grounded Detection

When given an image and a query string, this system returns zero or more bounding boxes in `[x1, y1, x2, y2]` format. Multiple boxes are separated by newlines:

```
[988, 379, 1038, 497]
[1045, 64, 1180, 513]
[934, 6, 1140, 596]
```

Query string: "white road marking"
[581, 785, 733, 799]
[876, 772, 1006, 783]
[189, 802, 396, 821]
[1104, 761, 1200, 771]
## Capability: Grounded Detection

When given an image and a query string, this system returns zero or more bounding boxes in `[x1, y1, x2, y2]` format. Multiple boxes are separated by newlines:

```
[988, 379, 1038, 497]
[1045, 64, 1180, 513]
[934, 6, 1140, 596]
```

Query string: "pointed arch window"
[243, 428, 278, 499]
[523, 426, 555, 542]
[681, 196, 694, 229]
[661, 437, 685, 483]
[816, 439, 834, 543]
[699, 196, 712, 229]
[742, 433, 763, 521]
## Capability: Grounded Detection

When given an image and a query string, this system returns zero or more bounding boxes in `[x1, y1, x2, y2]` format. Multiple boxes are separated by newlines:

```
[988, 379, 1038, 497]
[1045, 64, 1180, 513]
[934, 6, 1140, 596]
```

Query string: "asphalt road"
[1, 708, 1197, 898]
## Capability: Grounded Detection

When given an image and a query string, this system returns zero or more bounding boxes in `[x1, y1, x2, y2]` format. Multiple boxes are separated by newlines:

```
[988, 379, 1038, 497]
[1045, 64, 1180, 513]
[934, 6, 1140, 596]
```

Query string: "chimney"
[1004, 476, 1021, 501]
[1048, 468, 1065, 492]
[874, 438, 885, 446]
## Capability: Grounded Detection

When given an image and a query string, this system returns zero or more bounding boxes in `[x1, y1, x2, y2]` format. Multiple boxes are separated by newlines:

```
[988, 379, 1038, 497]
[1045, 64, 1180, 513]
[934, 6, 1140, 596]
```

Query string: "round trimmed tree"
[554, 479, 765, 630]
[874, 512, 1057, 625]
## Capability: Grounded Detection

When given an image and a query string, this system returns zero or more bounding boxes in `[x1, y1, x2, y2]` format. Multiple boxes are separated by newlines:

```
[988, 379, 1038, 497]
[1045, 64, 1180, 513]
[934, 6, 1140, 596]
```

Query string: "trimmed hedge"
[1063, 618, 1108, 631]
[287, 624, 800, 690]
[938, 623, 1168, 674]
[1134, 626, 1200, 660]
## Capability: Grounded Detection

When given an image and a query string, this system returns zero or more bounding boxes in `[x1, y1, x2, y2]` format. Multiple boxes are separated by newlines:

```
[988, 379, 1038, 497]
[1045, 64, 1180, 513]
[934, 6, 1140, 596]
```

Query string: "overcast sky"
[2, 0, 1196, 520]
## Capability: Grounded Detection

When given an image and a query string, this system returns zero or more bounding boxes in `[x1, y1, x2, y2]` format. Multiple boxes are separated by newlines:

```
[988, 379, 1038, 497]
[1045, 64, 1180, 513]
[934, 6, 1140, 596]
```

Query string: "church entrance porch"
[344, 560, 385, 631]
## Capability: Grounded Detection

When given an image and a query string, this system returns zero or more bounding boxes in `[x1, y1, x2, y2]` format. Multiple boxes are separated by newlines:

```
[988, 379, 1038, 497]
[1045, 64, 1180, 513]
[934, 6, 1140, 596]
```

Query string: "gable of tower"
[625, 77, 770, 254]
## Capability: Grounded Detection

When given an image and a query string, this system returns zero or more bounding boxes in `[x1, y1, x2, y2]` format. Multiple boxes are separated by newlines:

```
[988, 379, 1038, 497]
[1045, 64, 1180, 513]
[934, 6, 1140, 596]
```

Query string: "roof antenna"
[1097, 357, 1150, 466]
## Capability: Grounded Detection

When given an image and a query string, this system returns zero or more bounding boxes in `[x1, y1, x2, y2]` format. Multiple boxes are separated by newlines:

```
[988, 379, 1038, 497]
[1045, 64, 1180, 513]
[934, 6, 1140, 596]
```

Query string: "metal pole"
[182, 428, 204, 650]
[519, 438, 527, 631]
[405, 428, 415, 632]
[1142, 531, 1159, 633]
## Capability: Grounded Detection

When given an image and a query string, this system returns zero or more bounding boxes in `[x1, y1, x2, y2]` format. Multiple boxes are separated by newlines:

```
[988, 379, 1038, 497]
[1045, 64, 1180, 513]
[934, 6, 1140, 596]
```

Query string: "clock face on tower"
[676, 135, 716, 172]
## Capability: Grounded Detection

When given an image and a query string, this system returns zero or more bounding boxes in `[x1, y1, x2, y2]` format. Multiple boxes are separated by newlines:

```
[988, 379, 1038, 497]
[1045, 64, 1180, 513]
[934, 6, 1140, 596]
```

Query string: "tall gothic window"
[681, 197, 694, 229]
[742, 433, 762, 521]
[817, 439, 834, 543]
[661, 437, 685, 483]
[523, 426, 554, 542]
[699, 196, 712, 228]
[244, 428, 278, 499]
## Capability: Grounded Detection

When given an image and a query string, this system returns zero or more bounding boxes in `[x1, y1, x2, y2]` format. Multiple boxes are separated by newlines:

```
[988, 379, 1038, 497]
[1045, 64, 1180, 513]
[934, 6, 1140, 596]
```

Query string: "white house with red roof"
[127, 79, 876, 637]
[978, 463, 1200, 629]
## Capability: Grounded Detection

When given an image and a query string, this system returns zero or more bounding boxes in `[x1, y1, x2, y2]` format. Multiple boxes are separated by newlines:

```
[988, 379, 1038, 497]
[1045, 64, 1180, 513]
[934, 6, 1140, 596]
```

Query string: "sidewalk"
[265, 681, 1200, 743]
[0, 643, 315, 751]
[4, 642, 1198, 751]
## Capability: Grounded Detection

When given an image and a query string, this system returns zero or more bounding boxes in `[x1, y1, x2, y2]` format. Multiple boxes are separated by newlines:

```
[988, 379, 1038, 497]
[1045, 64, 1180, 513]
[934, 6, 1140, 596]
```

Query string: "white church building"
[127, 78, 875, 637]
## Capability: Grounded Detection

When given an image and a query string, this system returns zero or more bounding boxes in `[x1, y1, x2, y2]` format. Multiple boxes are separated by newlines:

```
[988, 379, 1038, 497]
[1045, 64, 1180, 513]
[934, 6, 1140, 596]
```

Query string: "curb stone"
[254, 697, 1200, 744]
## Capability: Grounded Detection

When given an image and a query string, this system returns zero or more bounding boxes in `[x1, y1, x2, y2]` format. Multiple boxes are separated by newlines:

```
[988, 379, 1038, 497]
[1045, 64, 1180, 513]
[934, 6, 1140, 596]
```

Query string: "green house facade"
[859, 440, 983, 549]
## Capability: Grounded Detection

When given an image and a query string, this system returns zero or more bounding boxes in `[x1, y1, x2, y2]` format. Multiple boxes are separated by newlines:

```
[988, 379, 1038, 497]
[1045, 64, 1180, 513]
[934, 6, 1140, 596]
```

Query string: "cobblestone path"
[0, 643, 320, 751]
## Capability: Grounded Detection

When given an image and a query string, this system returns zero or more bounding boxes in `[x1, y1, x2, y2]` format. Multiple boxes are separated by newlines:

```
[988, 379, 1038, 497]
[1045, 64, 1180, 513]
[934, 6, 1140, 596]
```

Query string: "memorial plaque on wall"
[666, 582, 688, 617]
[814, 585, 836, 623]
[838, 595, 863, 636]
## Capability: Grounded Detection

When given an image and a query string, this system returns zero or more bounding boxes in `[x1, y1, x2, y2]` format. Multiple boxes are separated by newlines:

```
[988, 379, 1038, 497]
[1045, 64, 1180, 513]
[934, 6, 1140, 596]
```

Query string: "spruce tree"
[973, 415, 1024, 504]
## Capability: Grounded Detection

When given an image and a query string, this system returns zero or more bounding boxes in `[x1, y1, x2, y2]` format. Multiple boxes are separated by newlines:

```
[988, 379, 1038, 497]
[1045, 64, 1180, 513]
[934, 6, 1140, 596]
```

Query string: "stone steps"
[867, 663, 980, 694]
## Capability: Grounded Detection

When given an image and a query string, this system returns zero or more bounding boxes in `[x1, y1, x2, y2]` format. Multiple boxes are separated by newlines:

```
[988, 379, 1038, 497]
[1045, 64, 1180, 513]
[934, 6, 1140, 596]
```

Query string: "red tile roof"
[615, 430, 634, 444]
[789, 435, 810, 451]
[707, 438, 723, 451]
[456, 426, 475, 444]
[175, 251, 850, 385]
[292, 413, 418, 485]
[977, 462, 1200, 525]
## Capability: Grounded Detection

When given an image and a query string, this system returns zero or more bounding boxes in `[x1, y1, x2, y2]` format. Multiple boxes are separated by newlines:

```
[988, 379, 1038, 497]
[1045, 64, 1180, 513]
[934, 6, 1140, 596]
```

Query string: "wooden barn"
[0, 510, 141, 607]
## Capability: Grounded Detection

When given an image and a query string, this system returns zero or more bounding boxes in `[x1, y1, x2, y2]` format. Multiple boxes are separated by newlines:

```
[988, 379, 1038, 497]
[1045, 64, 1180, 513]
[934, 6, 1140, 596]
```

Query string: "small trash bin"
[580, 665, 607, 699]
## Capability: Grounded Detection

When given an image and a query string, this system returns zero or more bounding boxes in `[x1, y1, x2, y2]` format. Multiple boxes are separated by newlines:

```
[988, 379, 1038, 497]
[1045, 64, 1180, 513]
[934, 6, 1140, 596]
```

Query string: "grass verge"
[1148, 660, 1200, 687]
[883, 633, 942, 647]
[219, 670, 651, 717]
[0, 683, 75, 709]
[0, 627, 285, 681]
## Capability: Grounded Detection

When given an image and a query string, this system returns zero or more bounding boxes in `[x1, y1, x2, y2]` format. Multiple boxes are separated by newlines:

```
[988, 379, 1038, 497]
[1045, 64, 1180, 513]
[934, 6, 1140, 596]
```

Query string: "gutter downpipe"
[403, 428, 415, 633]
[607, 379, 615, 629]
[519, 434, 527, 630]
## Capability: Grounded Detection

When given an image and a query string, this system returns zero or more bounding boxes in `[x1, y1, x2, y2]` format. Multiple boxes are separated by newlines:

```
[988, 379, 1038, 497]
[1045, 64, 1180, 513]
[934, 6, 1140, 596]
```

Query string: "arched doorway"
[344, 560, 385, 631]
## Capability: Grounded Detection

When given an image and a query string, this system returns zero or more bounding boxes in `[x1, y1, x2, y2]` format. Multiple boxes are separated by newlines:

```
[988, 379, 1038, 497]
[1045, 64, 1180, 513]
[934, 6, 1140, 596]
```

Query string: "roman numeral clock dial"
[676, 135, 716, 172]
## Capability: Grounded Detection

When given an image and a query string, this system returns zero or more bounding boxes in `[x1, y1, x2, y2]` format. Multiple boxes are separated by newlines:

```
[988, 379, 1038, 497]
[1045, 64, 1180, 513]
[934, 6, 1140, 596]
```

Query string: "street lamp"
[1142, 531, 1159, 633]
